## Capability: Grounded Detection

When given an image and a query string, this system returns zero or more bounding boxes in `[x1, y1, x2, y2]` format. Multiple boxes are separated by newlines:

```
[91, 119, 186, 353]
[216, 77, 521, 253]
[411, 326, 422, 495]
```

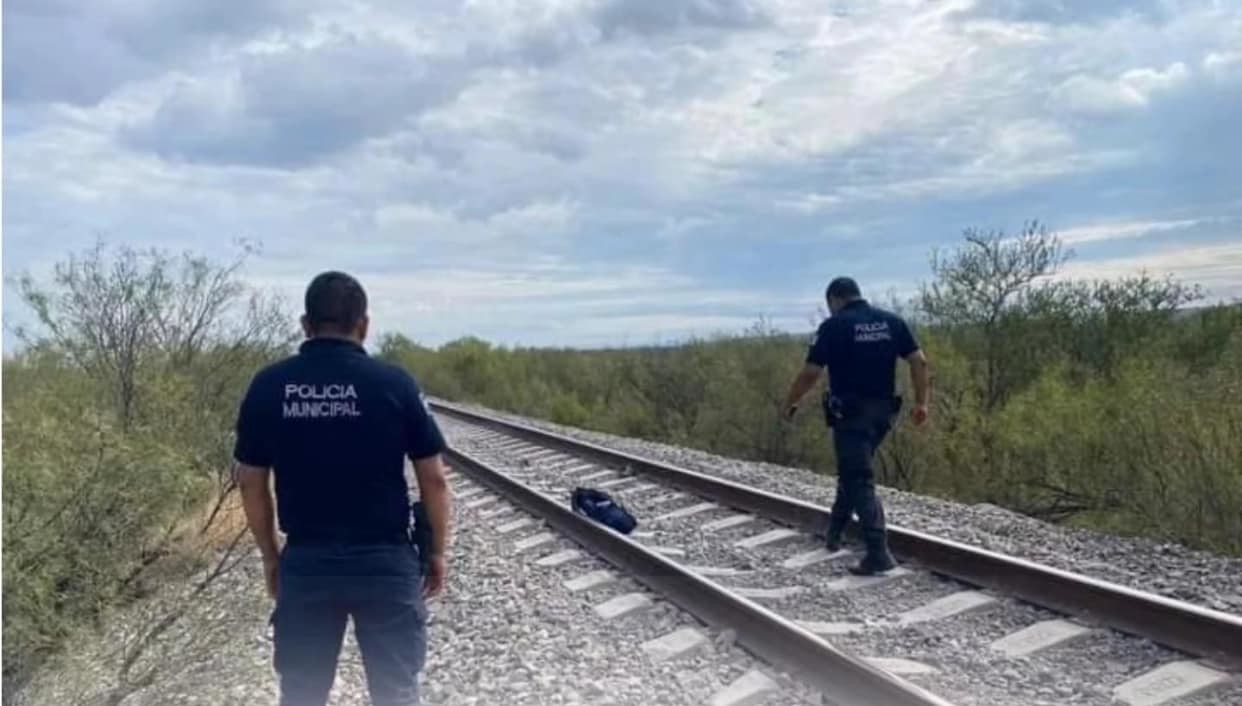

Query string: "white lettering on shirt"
[282, 383, 362, 418]
[854, 321, 892, 343]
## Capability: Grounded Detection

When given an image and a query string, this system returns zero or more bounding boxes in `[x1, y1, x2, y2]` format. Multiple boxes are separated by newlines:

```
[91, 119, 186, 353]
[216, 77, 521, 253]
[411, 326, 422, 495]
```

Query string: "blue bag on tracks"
[571, 486, 638, 535]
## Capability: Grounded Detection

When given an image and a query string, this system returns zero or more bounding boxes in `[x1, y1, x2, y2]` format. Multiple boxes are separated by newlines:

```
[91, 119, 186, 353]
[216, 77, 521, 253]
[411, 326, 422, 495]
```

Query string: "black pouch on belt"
[410, 500, 433, 576]
[823, 395, 849, 427]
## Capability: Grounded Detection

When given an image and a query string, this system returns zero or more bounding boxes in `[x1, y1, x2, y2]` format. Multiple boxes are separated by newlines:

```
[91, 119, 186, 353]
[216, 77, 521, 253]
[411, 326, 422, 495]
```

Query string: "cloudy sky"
[4, 0, 1241, 348]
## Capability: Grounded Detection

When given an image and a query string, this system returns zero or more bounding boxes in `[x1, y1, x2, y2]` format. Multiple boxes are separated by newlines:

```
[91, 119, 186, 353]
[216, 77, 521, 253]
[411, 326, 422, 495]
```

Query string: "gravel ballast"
[15, 401, 1239, 706]
[418, 471, 819, 706]
[440, 400, 1242, 616]
[441, 409, 1242, 706]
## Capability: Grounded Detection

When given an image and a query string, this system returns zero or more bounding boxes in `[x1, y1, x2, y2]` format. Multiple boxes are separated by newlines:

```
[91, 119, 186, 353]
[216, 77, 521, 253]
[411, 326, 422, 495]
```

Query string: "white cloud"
[2, 0, 321, 105]
[592, 0, 771, 38]
[1053, 62, 1190, 115]
[6, 0, 1242, 347]
[1203, 50, 1242, 78]
[121, 35, 473, 166]
[1059, 242, 1242, 300]
[373, 198, 579, 251]
[1058, 218, 1200, 245]
[959, 18, 1050, 46]
[781, 142, 1130, 215]
[777, 193, 844, 215]
[989, 119, 1075, 160]
[1123, 62, 1191, 94]
[248, 263, 796, 347]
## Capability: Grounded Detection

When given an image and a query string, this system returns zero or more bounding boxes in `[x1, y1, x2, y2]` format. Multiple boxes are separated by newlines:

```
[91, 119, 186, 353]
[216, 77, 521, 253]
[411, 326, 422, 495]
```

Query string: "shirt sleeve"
[233, 375, 273, 467]
[404, 374, 448, 461]
[804, 322, 833, 366]
[894, 316, 920, 358]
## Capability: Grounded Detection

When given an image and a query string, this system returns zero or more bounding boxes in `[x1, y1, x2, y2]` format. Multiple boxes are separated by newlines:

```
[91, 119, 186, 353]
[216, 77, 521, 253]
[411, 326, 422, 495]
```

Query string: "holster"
[410, 500, 433, 576]
[822, 395, 846, 428]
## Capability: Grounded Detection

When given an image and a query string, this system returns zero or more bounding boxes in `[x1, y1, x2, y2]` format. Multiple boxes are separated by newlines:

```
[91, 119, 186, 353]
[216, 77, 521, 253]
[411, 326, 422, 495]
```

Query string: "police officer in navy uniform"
[234, 271, 452, 706]
[782, 277, 930, 576]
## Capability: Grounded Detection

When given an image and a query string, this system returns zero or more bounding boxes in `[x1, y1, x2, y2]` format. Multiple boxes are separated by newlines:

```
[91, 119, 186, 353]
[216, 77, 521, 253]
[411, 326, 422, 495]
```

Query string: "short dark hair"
[304, 271, 368, 333]
[825, 276, 862, 300]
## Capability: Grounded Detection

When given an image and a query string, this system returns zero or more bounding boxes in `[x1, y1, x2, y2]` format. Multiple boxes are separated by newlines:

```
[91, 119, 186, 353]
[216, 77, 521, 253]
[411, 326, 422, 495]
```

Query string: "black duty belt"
[285, 531, 411, 547]
[823, 395, 902, 426]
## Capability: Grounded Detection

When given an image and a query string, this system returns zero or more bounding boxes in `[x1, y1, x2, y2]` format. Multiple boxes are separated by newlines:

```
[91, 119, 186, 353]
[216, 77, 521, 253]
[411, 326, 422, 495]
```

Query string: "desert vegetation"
[381, 224, 1242, 556]
[6, 225, 1240, 701]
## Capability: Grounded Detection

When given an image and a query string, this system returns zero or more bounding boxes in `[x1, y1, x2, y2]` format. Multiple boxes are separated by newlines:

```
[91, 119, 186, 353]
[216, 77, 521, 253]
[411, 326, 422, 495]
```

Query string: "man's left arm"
[404, 380, 452, 597]
[896, 318, 931, 426]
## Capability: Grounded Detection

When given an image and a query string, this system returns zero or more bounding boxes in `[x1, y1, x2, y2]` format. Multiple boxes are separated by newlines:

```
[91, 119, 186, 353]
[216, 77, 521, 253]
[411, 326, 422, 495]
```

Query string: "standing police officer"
[234, 271, 451, 706]
[782, 277, 930, 576]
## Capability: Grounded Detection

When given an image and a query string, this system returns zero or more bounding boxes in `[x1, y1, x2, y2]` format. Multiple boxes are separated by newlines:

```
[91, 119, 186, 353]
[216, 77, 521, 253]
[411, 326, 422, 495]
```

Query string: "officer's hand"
[423, 555, 447, 598]
[911, 404, 929, 427]
[262, 555, 279, 600]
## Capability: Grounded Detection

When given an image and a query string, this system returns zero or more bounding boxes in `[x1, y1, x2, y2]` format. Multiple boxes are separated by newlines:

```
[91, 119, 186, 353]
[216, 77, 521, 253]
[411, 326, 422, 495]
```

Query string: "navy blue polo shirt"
[805, 299, 920, 399]
[233, 337, 446, 540]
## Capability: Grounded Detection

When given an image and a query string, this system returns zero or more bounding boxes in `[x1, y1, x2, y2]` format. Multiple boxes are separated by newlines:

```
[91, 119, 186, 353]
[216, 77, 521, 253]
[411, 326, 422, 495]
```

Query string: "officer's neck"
[307, 331, 364, 346]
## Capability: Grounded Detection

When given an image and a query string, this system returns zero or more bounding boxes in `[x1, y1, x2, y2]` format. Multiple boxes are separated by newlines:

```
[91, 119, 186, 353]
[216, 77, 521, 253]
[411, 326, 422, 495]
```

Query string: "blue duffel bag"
[571, 486, 638, 535]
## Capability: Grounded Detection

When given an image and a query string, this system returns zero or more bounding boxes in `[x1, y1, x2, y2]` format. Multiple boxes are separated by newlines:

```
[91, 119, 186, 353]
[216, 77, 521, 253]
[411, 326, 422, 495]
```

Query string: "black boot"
[847, 529, 896, 576]
[825, 515, 848, 552]
[826, 533, 843, 553]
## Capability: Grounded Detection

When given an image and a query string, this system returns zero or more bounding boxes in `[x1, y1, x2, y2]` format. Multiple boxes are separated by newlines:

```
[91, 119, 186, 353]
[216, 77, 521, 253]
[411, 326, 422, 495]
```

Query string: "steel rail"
[445, 444, 956, 706]
[433, 399, 1242, 669]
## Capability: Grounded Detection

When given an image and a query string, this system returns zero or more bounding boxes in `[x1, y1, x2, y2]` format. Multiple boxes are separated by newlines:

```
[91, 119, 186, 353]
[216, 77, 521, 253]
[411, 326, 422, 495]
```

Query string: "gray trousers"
[273, 543, 427, 706]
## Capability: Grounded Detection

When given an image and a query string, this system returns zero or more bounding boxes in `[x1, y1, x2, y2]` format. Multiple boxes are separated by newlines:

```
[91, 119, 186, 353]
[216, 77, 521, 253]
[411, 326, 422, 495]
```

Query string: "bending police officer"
[782, 277, 930, 576]
[234, 271, 451, 706]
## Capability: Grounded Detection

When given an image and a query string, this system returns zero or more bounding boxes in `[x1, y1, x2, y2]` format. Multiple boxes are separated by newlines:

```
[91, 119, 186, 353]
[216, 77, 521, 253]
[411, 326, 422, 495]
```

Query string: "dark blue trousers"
[274, 543, 427, 706]
[826, 399, 896, 555]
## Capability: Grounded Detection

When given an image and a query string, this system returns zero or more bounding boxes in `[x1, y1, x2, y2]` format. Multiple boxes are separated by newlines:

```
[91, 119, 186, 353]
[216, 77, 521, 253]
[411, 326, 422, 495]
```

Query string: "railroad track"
[432, 399, 1242, 706]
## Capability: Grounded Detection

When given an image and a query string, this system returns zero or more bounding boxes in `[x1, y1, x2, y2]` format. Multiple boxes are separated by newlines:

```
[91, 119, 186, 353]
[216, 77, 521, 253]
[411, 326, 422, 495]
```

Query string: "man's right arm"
[783, 323, 832, 419]
[232, 373, 281, 598]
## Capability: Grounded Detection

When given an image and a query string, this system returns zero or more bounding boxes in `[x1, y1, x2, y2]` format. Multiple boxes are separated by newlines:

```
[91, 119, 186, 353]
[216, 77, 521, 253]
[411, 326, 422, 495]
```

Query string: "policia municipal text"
[783, 277, 931, 576]
[235, 271, 452, 706]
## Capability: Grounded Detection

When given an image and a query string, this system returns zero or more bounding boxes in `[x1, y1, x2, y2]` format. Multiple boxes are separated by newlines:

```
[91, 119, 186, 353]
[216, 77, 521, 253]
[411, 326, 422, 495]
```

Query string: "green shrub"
[379, 228, 1242, 557]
